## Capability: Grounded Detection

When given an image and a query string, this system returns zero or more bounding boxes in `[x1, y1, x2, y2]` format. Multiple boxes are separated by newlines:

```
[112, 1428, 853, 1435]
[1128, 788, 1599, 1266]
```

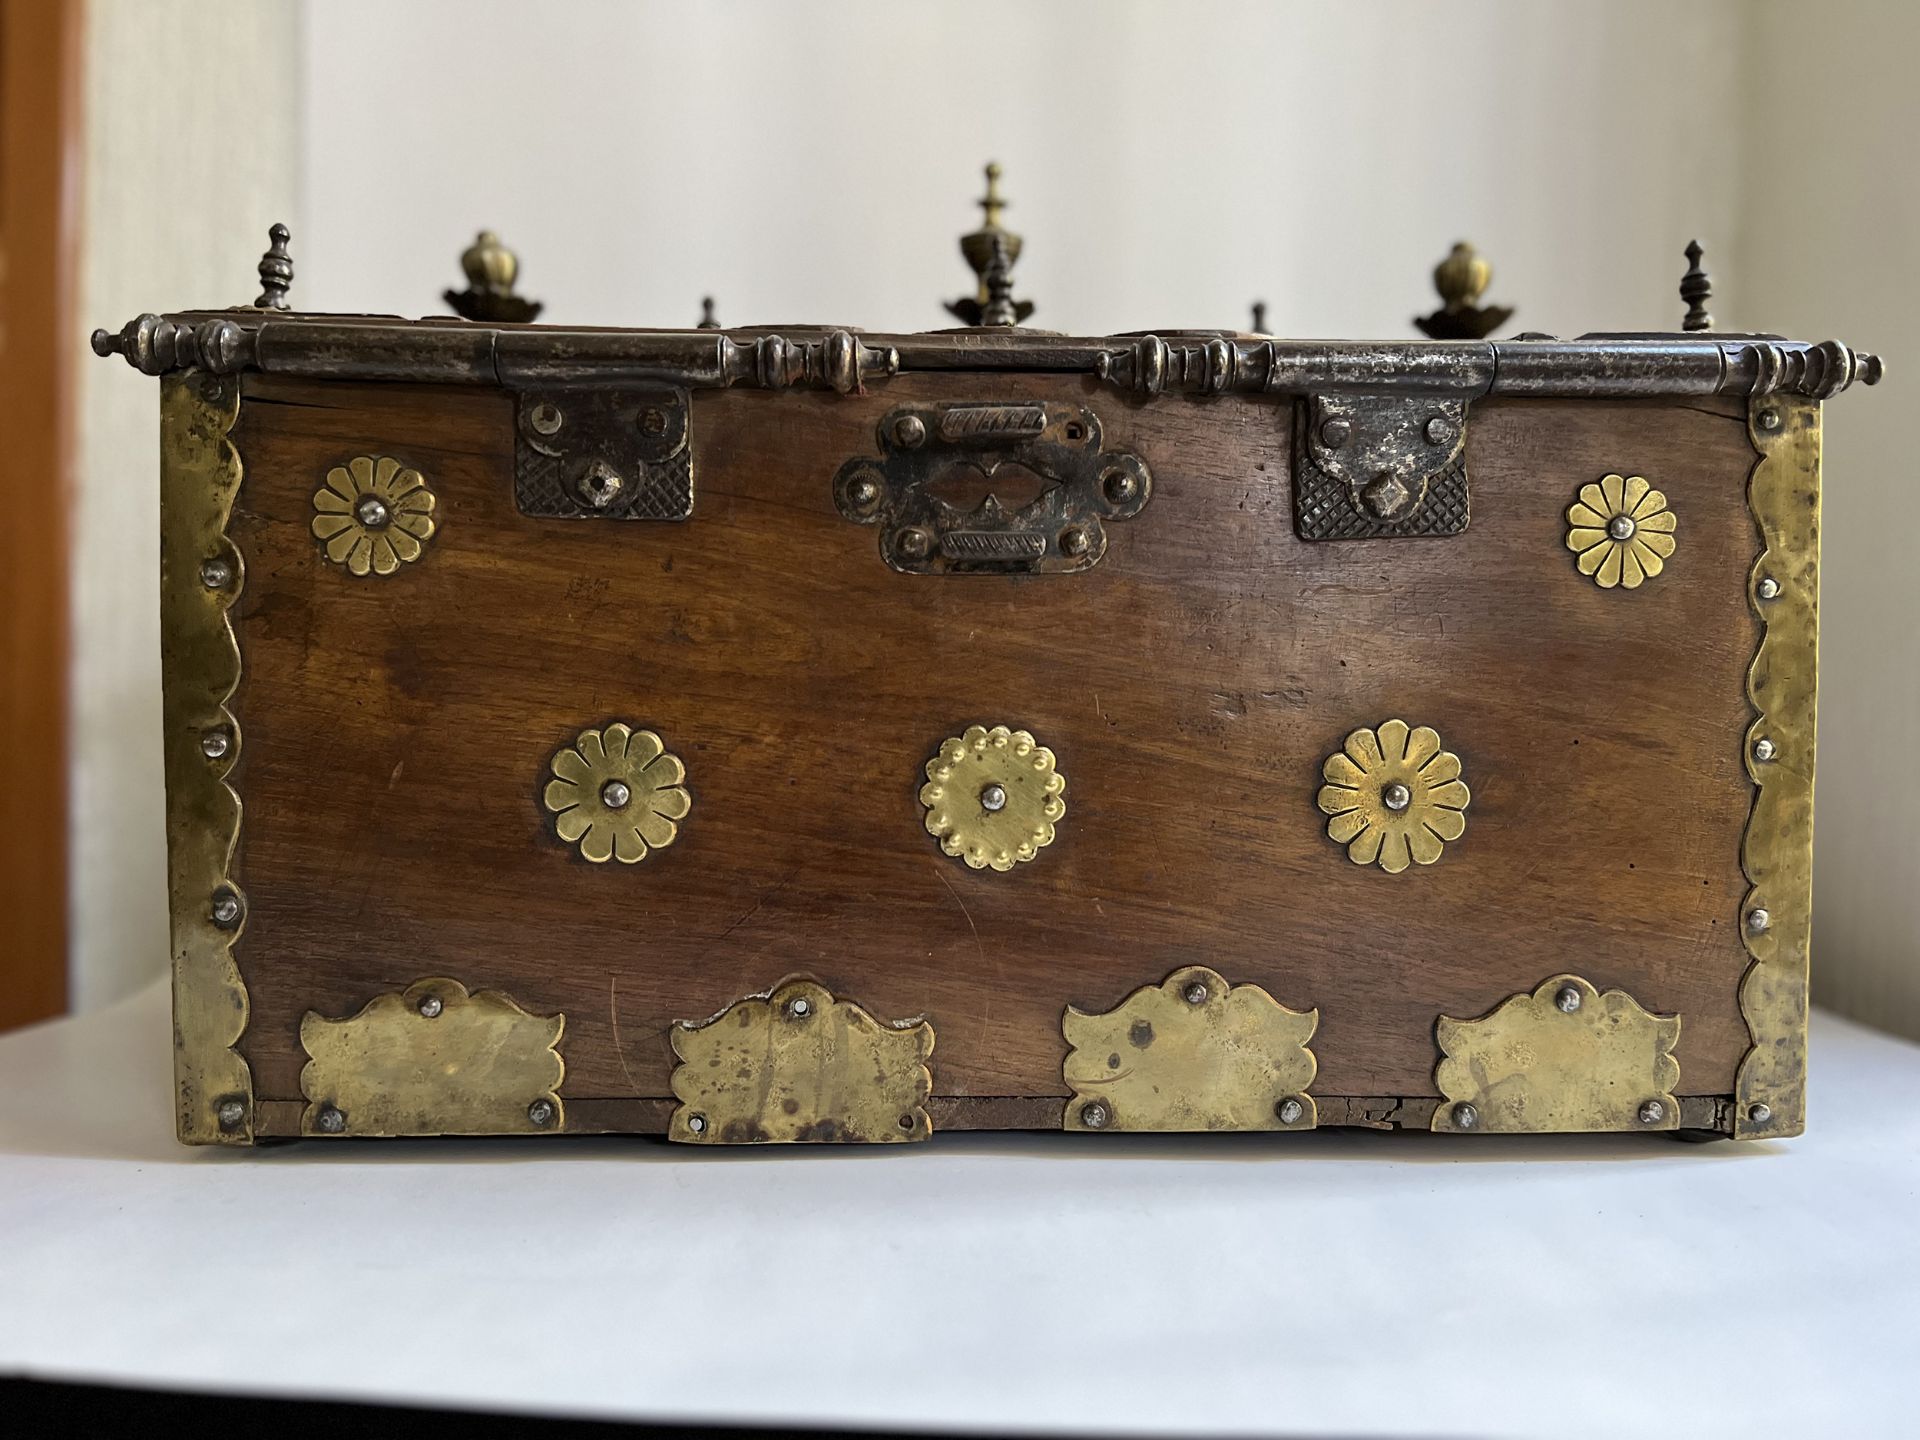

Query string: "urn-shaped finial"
[945, 162, 1033, 327]
[445, 230, 543, 324]
[1415, 241, 1513, 340]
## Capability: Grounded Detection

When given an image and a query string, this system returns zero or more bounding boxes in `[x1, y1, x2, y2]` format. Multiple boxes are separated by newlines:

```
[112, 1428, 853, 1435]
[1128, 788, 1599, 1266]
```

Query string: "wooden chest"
[93, 222, 1880, 1148]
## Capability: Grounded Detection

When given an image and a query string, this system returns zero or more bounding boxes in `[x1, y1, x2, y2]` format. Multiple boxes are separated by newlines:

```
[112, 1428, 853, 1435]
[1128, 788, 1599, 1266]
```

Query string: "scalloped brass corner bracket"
[1432, 974, 1680, 1133]
[1062, 966, 1318, 1132]
[1735, 394, 1820, 1139]
[161, 373, 253, 1145]
[668, 978, 934, 1143]
[299, 978, 566, 1137]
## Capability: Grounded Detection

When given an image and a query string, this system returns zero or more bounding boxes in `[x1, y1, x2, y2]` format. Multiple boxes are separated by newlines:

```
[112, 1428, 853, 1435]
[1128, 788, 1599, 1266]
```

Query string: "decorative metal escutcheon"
[514, 385, 692, 520]
[1294, 392, 1471, 539]
[834, 401, 1151, 574]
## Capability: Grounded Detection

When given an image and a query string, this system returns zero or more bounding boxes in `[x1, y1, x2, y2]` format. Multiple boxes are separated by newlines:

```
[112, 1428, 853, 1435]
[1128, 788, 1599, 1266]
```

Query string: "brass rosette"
[311, 455, 437, 575]
[1316, 719, 1469, 872]
[920, 724, 1065, 871]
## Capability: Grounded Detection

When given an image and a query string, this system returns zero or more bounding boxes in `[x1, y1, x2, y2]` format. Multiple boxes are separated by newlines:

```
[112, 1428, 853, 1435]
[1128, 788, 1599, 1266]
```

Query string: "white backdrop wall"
[69, 0, 1919, 1042]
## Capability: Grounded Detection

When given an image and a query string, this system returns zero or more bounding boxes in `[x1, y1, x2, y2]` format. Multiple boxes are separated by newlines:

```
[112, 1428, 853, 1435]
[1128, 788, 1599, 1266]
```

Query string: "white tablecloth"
[2, 980, 1915, 1437]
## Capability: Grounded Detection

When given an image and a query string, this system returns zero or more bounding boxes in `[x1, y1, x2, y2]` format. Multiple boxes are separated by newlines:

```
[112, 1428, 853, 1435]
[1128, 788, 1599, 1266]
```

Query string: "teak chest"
[93, 206, 1880, 1147]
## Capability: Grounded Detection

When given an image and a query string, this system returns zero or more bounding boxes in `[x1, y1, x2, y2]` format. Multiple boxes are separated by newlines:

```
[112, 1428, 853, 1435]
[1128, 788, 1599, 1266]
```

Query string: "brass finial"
[254, 223, 293, 310]
[697, 296, 720, 329]
[945, 162, 1033, 327]
[1414, 241, 1513, 340]
[1681, 240, 1713, 331]
[444, 230, 544, 324]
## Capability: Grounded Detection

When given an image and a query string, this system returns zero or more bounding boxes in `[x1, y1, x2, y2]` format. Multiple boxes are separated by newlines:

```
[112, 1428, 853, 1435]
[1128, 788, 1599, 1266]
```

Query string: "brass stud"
[1183, 981, 1210, 1005]
[1747, 1102, 1773, 1125]
[1752, 737, 1777, 763]
[316, 1104, 346, 1134]
[1758, 408, 1783, 432]
[210, 888, 242, 929]
[200, 728, 231, 760]
[687, 1113, 708, 1135]
[527, 1099, 557, 1128]
[417, 994, 443, 1019]
[1079, 1099, 1112, 1130]
[1756, 576, 1781, 601]
[200, 558, 233, 590]
[1747, 907, 1771, 933]
[216, 1098, 247, 1131]
[1276, 1097, 1305, 1125]
[1451, 1101, 1479, 1130]
[787, 997, 813, 1020]
[1555, 984, 1583, 1014]
[892, 414, 927, 449]
[1637, 1099, 1666, 1126]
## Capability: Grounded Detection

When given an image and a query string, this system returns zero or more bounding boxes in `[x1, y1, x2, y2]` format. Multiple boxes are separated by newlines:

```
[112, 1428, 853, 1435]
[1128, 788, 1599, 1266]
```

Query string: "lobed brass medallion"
[669, 979, 935, 1143]
[543, 723, 690, 864]
[921, 724, 1065, 871]
[1431, 974, 1680, 1133]
[299, 978, 566, 1137]
[1317, 719, 1469, 873]
[311, 455, 438, 575]
[1565, 473, 1676, 589]
[1062, 966, 1318, 1132]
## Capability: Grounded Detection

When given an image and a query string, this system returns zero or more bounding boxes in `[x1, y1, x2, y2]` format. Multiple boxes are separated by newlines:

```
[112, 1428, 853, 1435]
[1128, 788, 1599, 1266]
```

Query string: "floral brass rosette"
[920, 724, 1065, 871]
[311, 455, 437, 576]
[542, 723, 690, 864]
[1316, 719, 1470, 873]
[1565, 473, 1676, 589]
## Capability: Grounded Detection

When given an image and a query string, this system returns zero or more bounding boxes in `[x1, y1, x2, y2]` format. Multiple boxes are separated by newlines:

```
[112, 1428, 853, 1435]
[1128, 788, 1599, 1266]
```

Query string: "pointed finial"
[444, 231, 544, 323]
[1415, 241, 1513, 339]
[1681, 239, 1713, 331]
[1250, 301, 1268, 333]
[697, 296, 720, 329]
[254, 223, 293, 309]
[945, 161, 1033, 326]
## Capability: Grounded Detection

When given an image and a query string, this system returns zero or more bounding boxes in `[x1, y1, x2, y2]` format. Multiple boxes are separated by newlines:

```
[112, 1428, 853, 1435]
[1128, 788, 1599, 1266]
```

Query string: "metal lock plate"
[834, 402, 1151, 574]
[514, 385, 693, 519]
[1294, 393, 1470, 539]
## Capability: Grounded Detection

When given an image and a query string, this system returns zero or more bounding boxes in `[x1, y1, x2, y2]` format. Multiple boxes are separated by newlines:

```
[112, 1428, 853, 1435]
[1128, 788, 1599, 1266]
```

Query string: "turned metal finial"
[1414, 241, 1513, 340]
[254, 223, 293, 310]
[697, 296, 720, 329]
[1250, 301, 1269, 333]
[444, 230, 544, 324]
[1681, 240, 1713, 331]
[946, 161, 1034, 327]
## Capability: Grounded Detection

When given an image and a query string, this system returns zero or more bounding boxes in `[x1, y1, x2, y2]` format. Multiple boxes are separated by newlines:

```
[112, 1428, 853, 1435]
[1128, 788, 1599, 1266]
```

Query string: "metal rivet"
[1424, 416, 1453, 445]
[529, 402, 564, 435]
[1277, 1097, 1305, 1125]
[1637, 1099, 1666, 1126]
[787, 997, 812, 1019]
[1102, 469, 1137, 504]
[1758, 408, 1782, 432]
[1451, 1101, 1479, 1130]
[1320, 417, 1351, 448]
[1183, 981, 1210, 1005]
[601, 779, 632, 810]
[639, 406, 668, 437]
[1555, 984, 1583, 1013]
[355, 494, 391, 529]
[417, 994, 443, 1019]
[1382, 781, 1412, 812]
[687, 1113, 707, 1134]
[896, 528, 931, 560]
[216, 1098, 246, 1131]
[200, 728, 231, 760]
[1607, 514, 1636, 541]
[1747, 907, 1771, 933]
[979, 783, 1007, 813]
[316, 1104, 346, 1134]
[848, 477, 879, 507]
[898, 1114, 915, 1131]
[1756, 576, 1781, 601]
[1079, 1100, 1111, 1130]
[892, 414, 927, 449]
[199, 558, 232, 590]
[1059, 526, 1092, 557]
[1752, 737, 1777, 763]
[527, 1098, 556, 1128]
[210, 889, 242, 929]
[1747, 1102, 1772, 1125]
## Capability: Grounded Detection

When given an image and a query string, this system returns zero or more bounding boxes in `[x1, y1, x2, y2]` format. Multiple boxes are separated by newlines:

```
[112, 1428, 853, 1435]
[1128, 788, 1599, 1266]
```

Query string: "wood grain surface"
[226, 374, 1760, 1120]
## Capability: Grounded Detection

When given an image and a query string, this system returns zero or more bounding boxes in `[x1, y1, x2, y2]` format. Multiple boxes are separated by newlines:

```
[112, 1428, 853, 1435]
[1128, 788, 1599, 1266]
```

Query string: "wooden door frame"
[0, 0, 84, 1029]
